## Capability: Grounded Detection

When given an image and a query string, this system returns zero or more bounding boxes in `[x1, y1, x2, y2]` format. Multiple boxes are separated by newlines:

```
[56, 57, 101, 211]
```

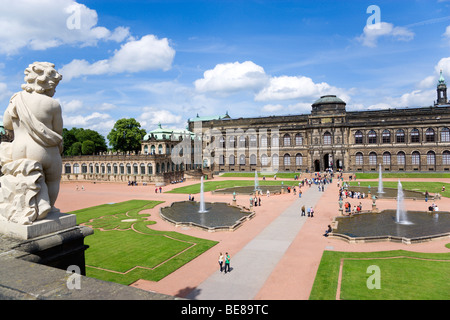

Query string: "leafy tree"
[107, 118, 146, 152]
[81, 140, 96, 155]
[70, 142, 82, 156]
[63, 127, 107, 156]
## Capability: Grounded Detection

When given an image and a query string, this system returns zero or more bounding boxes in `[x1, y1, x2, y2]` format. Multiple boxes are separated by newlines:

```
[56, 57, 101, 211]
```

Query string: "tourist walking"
[224, 252, 231, 273]
[310, 206, 314, 217]
[301, 205, 306, 216]
[218, 253, 224, 272]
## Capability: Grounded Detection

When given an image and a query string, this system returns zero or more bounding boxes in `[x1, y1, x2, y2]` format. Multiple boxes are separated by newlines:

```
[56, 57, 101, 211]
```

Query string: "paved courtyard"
[55, 176, 450, 300]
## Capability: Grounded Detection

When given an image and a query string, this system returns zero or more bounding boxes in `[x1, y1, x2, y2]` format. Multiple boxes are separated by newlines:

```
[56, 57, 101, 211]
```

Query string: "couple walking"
[218, 252, 231, 273]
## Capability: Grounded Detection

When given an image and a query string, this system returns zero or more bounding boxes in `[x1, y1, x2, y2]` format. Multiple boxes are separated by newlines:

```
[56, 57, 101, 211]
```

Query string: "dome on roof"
[312, 95, 346, 106]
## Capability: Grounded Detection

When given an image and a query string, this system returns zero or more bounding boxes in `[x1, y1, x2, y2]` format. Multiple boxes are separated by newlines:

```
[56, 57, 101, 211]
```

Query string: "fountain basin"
[212, 185, 284, 195]
[348, 186, 424, 199]
[331, 210, 450, 244]
[160, 201, 254, 232]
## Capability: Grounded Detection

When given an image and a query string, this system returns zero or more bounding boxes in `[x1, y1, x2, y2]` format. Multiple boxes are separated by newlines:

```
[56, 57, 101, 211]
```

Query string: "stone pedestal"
[0, 211, 77, 240]
[0, 212, 93, 275]
[339, 208, 344, 216]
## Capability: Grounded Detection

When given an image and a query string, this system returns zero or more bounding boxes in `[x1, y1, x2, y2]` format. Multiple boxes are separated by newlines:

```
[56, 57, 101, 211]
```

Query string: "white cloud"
[194, 61, 269, 94]
[138, 107, 183, 128]
[60, 35, 175, 80]
[436, 57, 450, 77]
[445, 25, 450, 41]
[358, 22, 414, 47]
[0, 0, 130, 54]
[255, 75, 349, 102]
[261, 104, 284, 113]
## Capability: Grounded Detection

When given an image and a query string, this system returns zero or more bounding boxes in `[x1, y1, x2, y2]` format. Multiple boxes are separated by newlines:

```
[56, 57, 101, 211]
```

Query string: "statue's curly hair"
[21, 62, 62, 94]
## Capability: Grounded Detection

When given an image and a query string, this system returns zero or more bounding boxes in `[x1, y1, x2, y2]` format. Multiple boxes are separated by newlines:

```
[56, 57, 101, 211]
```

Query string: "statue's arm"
[3, 102, 13, 130]
[52, 100, 63, 136]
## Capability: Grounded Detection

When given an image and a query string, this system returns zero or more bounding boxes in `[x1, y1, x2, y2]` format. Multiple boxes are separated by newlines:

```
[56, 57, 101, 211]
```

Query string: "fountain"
[378, 164, 384, 194]
[254, 171, 259, 191]
[199, 176, 207, 213]
[332, 180, 450, 242]
[159, 176, 254, 231]
[396, 180, 412, 225]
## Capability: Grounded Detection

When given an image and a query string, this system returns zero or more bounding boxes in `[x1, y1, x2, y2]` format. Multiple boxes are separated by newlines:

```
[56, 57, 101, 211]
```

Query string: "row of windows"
[354, 128, 450, 144]
[354, 151, 450, 166]
[219, 153, 304, 166]
[219, 134, 305, 148]
[64, 162, 184, 175]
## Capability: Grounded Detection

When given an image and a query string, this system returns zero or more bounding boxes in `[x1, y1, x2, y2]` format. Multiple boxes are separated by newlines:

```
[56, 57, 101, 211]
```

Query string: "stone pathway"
[186, 186, 324, 300]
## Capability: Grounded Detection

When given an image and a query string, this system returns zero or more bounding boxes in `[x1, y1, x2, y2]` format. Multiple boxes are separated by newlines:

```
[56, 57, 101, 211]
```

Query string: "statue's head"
[21, 62, 62, 97]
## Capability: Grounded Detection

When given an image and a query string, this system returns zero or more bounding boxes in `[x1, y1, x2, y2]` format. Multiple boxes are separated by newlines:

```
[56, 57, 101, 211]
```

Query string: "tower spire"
[436, 69, 448, 105]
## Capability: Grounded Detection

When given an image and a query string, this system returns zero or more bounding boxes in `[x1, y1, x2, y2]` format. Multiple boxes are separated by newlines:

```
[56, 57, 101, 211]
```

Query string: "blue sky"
[0, 0, 449, 139]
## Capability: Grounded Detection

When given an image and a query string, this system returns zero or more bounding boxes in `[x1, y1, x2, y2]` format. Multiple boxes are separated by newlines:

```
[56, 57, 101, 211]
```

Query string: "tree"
[107, 118, 146, 152]
[63, 127, 107, 156]
[81, 140, 96, 155]
[70, 142, 82, 156]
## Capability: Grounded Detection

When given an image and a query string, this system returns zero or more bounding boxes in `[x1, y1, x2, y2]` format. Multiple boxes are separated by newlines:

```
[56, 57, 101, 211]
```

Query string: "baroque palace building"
[190, 71, 450, 174]
[1, 72, 449, 184]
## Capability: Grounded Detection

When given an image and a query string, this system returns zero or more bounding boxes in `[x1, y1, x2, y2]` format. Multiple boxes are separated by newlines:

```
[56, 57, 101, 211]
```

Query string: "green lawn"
[220, 172, 300, 179]
[348, 181, 450, 197]
[167, 179, 297, 194]
[70, 200, 218, 285]
[355, 172, 450, 179]
[309, 249, 450, 300]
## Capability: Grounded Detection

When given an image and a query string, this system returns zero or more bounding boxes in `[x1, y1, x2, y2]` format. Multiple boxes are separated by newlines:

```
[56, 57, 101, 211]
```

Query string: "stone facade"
[189, 80, 450, 173]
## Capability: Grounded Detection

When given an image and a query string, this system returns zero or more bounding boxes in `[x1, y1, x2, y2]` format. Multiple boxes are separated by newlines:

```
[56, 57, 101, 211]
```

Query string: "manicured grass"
[309, 250, 450, 300]
[70, 200, 218, 285]
[221, 172, 300, 179]
[355, 172, 450, 179]
[166, 179, 297, 194]
[348, 181, 450, 197]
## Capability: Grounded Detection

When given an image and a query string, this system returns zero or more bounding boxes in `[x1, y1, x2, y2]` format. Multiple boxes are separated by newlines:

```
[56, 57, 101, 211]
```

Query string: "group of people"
[155, 186, 163, 193]
[250, 196, 262, 207]
[300, 205, 315, 217]
[218, 252, 231, 273]
[428, 203, 440, 212]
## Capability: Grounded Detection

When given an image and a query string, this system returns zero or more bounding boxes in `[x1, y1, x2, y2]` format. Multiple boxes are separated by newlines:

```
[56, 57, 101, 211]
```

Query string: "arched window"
[249, 135, 257, 148]
[397, 152, 406, 166]
[161, 163, 165, 172]
[369, 152, 377, 166]
[410, 129, 420, 143]
[323, 132, 332, 145]
[219, 155, 225, 165]
[250, 154, 257, 165]
[133, 163, 139, 174]
[427, 151, 436, 165]
[239, 154, 245, 165]
[396, 129, 405, 143]
[144, 145, 148, 154]
[426, 128, 435, 142]
[106, 164, 111, 174]
[229, 155, 235, 165]
[272, 154, 279, 167]
[355, 131, 363, 144]
[382, 130, 391, 144]
[229, 136, 235, 148]
[284, 154, 291, 166]
[147, 163, 153, 175]
[260, 135, 268, 147]
[296, 153, 303, 166]
[443, 151, 450, 165]
[140, 163, 145, 174]
[120, 164, 125, 174]
[239, 136, 246, 148]
[64, 163, 71, 174]
[261, 154, 268, 166]
[441, 128, 450, 142]
[73, 163, 80, 174]
[272, 134, 279, 147]
[355, 152, 363, 166]
[295, 133, 303, 146]
[158, 144, 163, 154]
[156, 163, 160, 173]
[82, 163, 88, 173]
[382, 152, 391, 165]
[150, 145, 155, 154]
[368, 130, 377, 144]
[412, 151, 420, 165]
[113, 163, 118, 174]
[283, 134, 291, 147]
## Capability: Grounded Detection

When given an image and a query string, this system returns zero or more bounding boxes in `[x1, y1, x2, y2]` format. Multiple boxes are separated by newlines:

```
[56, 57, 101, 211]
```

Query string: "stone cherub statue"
[0, 62, 63, 224]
